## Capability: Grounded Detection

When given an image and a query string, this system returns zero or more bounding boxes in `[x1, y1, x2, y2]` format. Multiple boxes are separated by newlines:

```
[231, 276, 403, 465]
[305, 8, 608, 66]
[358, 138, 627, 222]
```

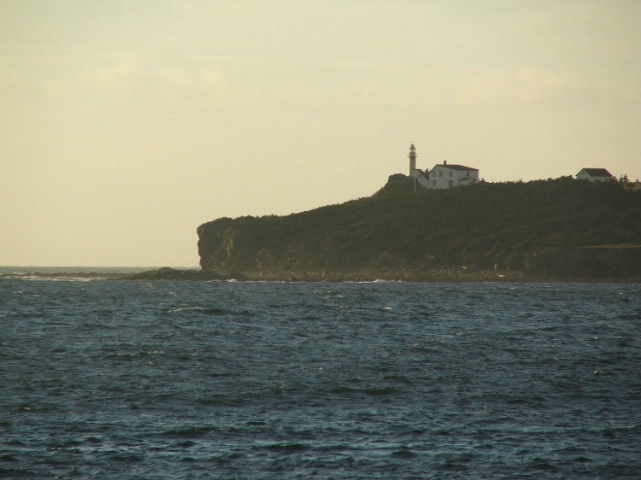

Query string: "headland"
[193, 177, 640, 283]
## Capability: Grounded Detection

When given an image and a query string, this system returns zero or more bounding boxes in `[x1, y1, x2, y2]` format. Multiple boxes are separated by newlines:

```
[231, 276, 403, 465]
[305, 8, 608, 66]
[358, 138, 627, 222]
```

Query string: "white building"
[575, 168, 613, 182]
[429, 161, 479, 189]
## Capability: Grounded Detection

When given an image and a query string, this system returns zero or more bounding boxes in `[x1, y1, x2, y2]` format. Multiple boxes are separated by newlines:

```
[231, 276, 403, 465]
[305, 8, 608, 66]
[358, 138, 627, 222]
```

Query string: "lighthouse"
[408, 144, 416, 175]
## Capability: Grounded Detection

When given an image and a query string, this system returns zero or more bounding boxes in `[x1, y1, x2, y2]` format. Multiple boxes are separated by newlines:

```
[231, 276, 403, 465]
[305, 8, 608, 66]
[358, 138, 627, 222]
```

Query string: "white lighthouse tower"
[407, 144, 431, 190]
[408, 144, 416, 175]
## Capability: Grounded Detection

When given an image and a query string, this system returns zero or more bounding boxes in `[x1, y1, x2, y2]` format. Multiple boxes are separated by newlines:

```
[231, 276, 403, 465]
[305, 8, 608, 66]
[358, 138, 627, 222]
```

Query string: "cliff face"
[197, 178, 641, 281]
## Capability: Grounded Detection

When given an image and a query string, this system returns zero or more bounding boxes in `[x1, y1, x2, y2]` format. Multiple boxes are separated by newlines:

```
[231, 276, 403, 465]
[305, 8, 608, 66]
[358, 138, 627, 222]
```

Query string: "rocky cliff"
[197, 178, 641, 282]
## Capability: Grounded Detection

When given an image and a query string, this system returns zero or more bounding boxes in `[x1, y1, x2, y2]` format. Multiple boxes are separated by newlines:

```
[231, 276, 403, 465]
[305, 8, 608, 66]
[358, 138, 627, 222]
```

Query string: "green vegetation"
[198, 177, 640, 281]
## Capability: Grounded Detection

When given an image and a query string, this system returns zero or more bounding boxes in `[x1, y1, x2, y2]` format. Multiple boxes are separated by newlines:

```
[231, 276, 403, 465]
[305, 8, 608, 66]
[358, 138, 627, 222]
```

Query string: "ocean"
[1, 272, 639, 479]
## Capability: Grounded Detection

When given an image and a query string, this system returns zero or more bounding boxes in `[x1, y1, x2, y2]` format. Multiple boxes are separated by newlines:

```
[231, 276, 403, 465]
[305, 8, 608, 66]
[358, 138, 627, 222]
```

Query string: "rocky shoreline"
[3, 266, 637, 283]
[121, 266, 638, 283]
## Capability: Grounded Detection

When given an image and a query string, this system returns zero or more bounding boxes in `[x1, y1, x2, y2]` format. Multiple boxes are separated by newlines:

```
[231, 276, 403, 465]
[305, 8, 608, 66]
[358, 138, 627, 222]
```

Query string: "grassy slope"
[198, 178, 640, 280]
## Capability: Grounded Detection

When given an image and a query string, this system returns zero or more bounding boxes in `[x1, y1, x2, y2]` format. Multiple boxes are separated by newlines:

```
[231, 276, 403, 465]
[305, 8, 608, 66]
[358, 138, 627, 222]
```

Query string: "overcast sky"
[1, 0, 639, 267]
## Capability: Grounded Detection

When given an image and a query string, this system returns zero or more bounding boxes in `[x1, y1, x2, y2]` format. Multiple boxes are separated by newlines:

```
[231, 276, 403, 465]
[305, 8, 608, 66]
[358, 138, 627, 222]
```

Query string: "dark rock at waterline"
[125, 267, 247, 281]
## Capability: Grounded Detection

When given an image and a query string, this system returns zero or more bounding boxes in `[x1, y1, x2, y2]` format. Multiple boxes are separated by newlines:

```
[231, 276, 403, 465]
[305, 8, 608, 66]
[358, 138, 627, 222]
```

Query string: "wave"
[0, 273, 114, 282]
[167, 306, 228, 315]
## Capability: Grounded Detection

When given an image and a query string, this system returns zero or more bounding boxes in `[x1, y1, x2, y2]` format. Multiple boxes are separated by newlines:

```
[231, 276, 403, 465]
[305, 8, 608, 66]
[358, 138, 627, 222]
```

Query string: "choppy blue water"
[1, 276, 639, 479]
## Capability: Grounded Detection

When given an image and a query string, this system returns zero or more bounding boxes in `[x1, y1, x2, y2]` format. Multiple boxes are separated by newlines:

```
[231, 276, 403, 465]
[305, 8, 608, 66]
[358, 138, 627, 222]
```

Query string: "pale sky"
[1, 0, 639, 267]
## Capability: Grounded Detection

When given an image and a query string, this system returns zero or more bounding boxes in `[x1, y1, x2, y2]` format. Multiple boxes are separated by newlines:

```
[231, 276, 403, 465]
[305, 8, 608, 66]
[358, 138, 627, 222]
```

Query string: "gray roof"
[578, 168, 612, 177]
[431, 164, 478, 172]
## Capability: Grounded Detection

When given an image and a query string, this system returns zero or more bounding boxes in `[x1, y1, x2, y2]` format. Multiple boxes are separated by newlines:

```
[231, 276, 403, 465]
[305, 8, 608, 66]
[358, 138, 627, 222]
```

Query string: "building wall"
[410, 169, 431, 189]
[576, 170, 612, 182]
